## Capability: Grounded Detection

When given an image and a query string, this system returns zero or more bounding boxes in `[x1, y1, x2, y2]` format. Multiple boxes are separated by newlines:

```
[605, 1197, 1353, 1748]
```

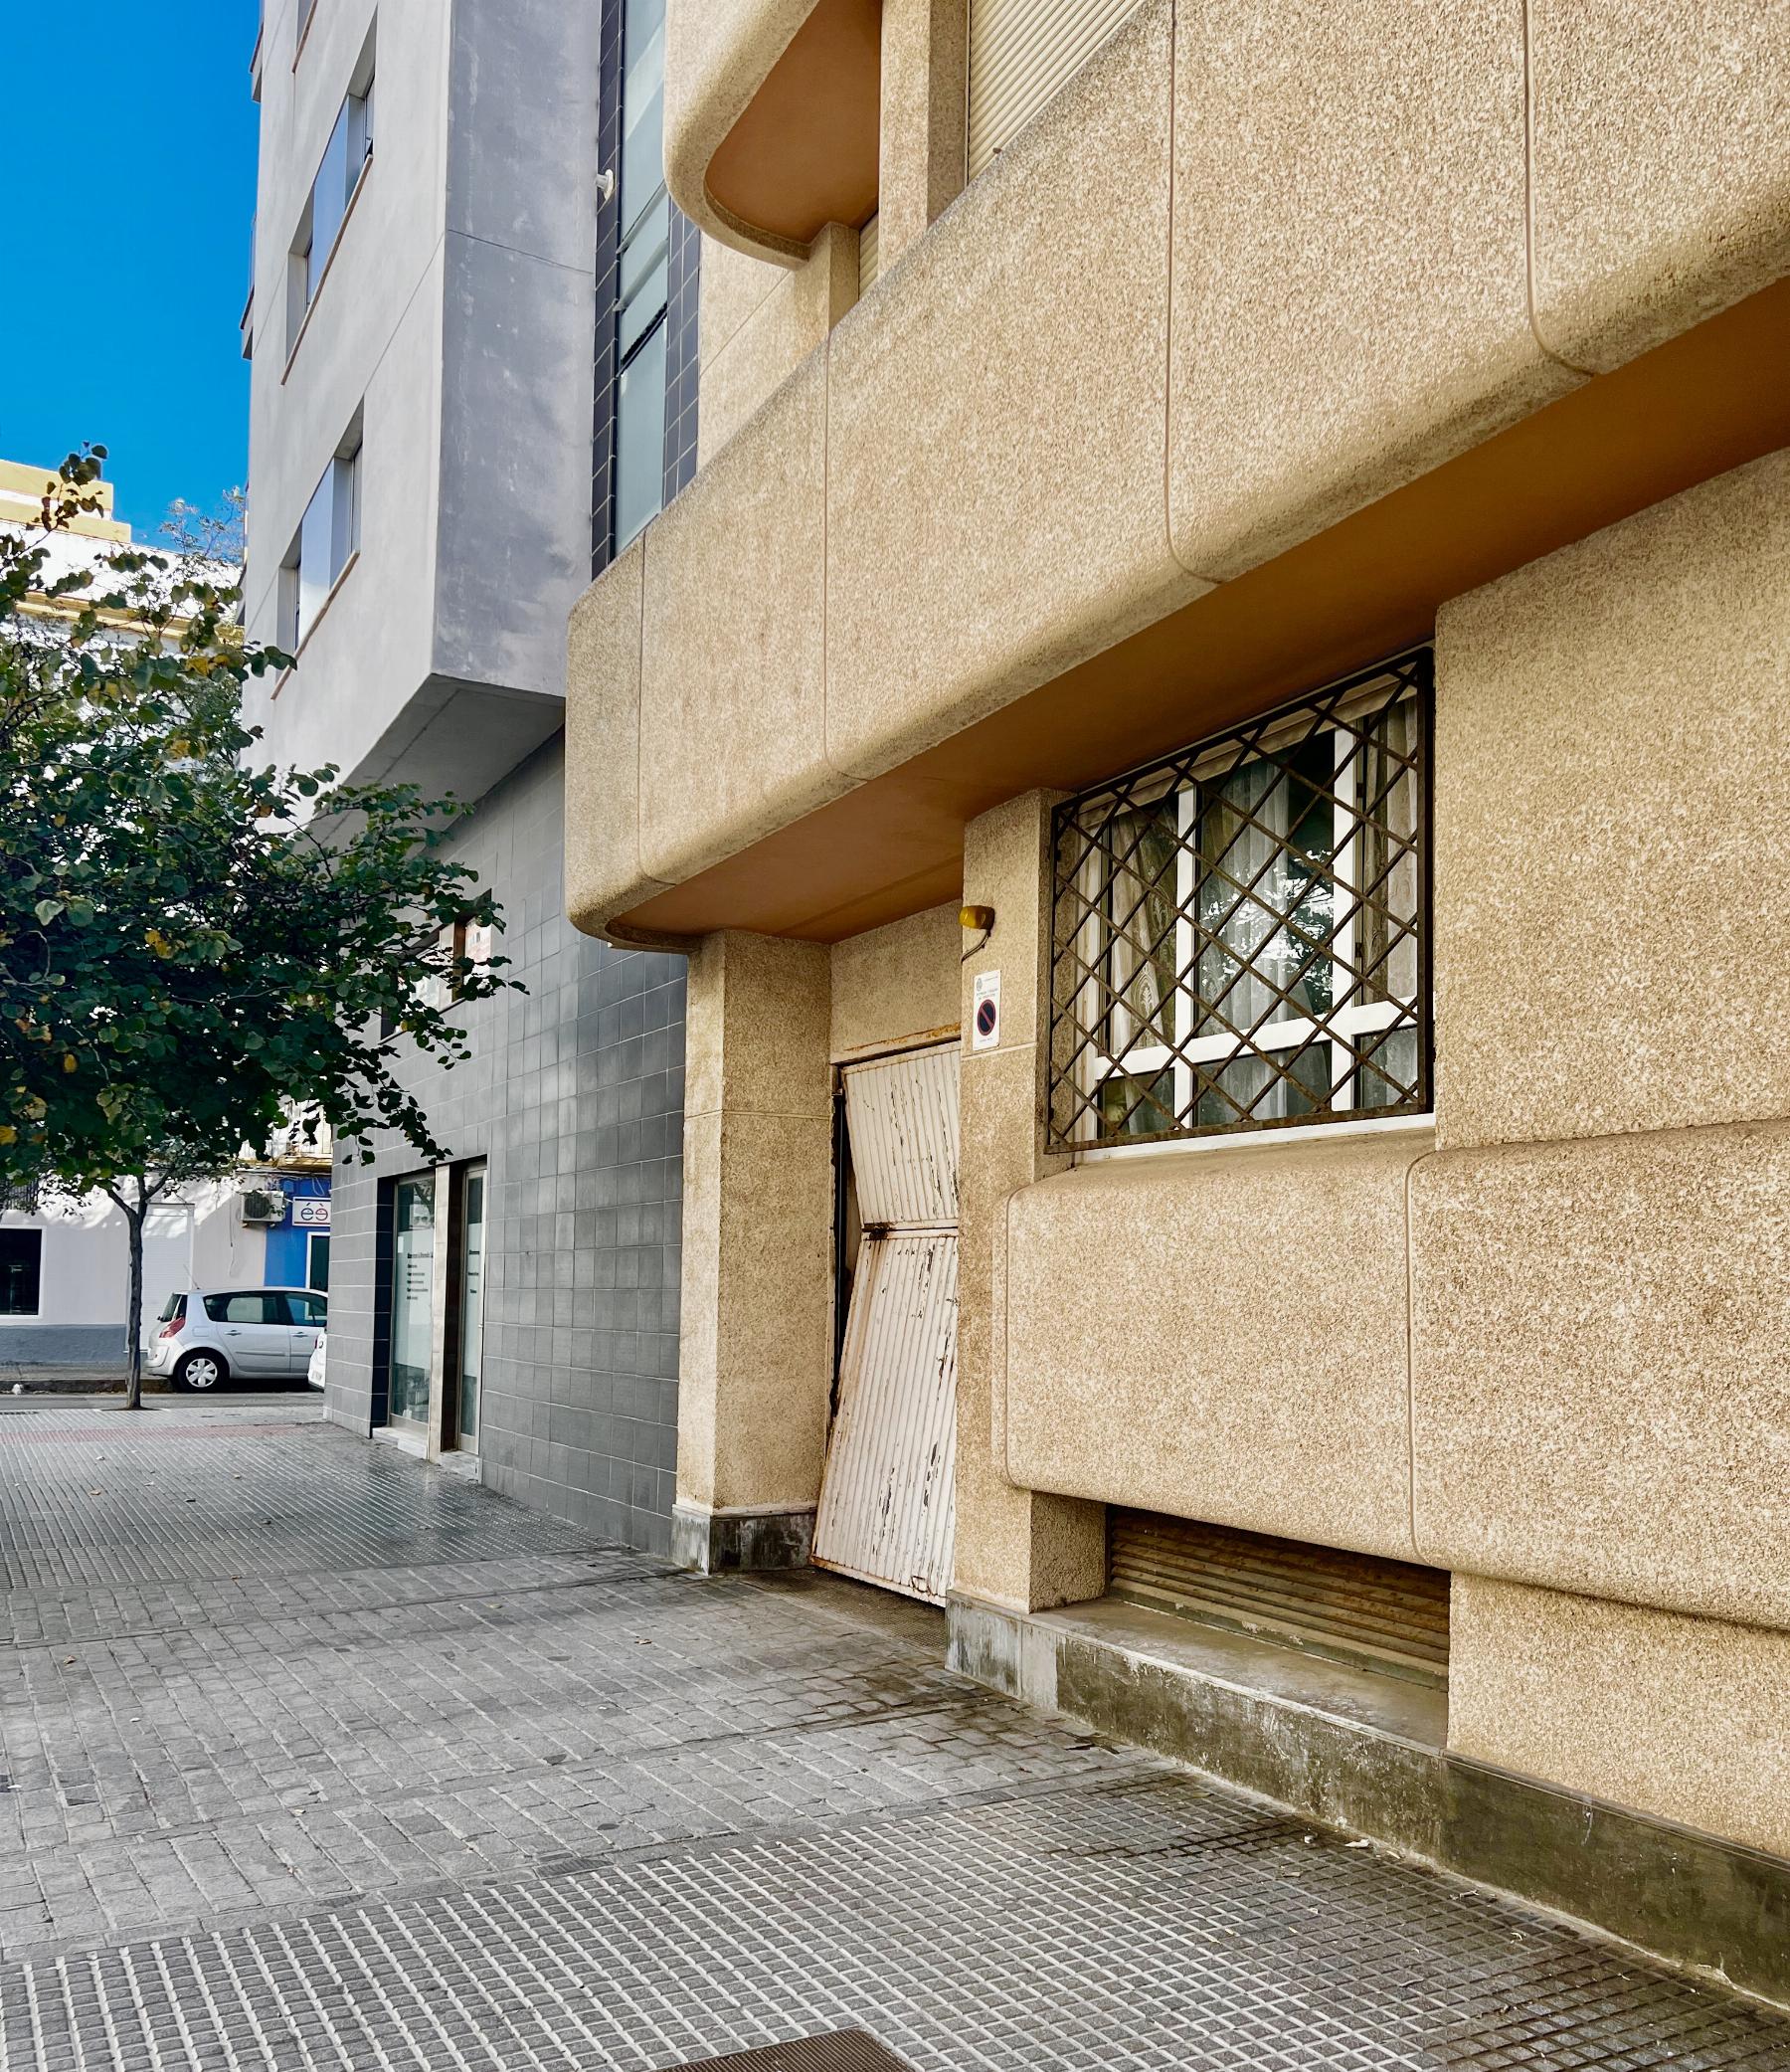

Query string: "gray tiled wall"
[326, 733, 685, 1555]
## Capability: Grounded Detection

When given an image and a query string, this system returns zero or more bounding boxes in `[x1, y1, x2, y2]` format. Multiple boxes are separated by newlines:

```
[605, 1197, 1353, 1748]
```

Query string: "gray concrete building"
[242, 0, 694, 1551]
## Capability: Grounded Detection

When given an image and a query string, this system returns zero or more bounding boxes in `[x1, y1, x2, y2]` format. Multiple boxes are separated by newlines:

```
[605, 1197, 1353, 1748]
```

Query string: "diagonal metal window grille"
[1048, 649, 1432, 1151]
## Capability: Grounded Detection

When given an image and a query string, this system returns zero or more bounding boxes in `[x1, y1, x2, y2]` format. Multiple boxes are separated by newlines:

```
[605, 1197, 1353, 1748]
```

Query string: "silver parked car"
[144, 1287, 328, 1392]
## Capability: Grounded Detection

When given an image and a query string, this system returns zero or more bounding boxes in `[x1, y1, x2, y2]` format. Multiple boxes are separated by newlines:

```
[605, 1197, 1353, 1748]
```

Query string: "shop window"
[1049, 649, 1431, 1150]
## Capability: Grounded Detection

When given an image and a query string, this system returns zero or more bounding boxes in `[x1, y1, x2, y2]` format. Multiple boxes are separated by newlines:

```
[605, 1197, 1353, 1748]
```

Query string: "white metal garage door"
[812, 1044, 961, 1602]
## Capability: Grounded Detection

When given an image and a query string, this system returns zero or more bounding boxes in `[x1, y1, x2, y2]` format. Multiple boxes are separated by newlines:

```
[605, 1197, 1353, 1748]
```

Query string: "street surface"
[0, 1400, 1784, 2070]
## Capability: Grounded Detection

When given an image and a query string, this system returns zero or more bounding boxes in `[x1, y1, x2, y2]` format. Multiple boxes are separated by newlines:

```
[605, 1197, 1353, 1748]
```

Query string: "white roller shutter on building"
[967, 0, 1146, 179]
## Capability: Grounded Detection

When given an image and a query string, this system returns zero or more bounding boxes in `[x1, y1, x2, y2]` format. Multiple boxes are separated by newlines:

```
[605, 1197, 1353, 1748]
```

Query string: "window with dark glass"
[0, 1231, 41, 1317]
[204, 1291, 287, 1325]
[612, 0, 669, 552]
[1049, 650, 1431, 1150]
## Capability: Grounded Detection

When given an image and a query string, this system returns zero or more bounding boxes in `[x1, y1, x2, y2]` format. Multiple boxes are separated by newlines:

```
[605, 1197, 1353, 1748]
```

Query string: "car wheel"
[174, 1350, 228, 1393]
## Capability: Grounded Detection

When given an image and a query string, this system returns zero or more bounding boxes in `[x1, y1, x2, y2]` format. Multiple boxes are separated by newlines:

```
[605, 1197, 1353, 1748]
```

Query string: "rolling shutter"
[967, 0, 1146, 179]
[1109, 1510, 1451, 1688]
[859, 212, 880, 291]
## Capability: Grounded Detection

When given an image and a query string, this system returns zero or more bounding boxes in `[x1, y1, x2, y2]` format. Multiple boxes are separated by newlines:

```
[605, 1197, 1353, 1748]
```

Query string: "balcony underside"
[608, 276, 1790, 945]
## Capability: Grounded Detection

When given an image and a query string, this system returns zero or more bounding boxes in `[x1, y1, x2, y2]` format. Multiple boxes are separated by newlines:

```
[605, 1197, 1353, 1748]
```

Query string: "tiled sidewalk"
[0, 1402, 1785, 2070]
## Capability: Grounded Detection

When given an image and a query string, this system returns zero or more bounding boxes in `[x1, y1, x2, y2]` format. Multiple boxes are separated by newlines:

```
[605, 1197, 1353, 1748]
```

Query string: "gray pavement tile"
[0, 1404, 1785, 2071]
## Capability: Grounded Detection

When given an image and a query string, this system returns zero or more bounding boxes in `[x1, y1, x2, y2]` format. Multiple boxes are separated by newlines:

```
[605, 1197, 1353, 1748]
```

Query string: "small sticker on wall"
[972, 970, 1000, 1052]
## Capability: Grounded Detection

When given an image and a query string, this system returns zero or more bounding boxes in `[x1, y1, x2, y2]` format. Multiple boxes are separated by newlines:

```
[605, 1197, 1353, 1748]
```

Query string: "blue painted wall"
[262, 1177, 330, 1288]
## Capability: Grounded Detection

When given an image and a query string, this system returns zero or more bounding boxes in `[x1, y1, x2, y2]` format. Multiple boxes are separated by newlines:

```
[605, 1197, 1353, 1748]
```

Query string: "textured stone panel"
[1433, 449, 1790, 1151]
[637, 353, 844, 885]
[1450, 1573, 1790, 1859]
[824, 0, 1203, 782]
[565, 537, 664, 938]
[698, 226, 856, 464]
[1168, 0, 1575, 580]
[829, 903, 962, 1058]
[1001, 1134, 1428, 1563]
[1528, 0, 1790, 373]
[699, 233, 787, 369]
[676, 1107, 833, 1514]
[1411, 1123, 1790, 1629]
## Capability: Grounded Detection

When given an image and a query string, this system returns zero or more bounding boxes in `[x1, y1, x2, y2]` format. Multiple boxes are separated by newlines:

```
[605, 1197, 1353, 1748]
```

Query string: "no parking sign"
[972, 970, 1000, 1052]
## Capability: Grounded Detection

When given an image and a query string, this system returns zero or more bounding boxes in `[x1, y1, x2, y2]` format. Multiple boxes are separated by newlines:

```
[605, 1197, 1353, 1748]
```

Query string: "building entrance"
[813, 1043, 961, 1603]
[389, 1174, 436, 1429]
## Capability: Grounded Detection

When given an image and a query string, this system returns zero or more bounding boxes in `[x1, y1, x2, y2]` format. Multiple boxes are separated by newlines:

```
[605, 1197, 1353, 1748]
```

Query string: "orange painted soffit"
[705, 0, 882, 248]
[620, 277, 1790, 946]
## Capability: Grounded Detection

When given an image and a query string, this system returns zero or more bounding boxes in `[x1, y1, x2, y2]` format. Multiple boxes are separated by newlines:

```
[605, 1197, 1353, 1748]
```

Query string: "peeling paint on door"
[814, 1044, 961, 1603]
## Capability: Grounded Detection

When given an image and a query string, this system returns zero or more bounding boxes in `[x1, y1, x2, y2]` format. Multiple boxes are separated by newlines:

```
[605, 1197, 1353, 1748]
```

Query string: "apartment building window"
[0, 1231, 41, 1317]
[295, 0, 319, 60]
[612, 0, 669, 552]
[278, 423, 361, 650]
[1048, 650, 1431, 1151]
[286, 33, 376, 352]
[968, 0, 1145, 178]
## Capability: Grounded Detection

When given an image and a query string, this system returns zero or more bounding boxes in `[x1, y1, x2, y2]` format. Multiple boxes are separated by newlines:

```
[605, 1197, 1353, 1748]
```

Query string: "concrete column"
[877, 0, 969, 271]
[952, 793, 1106, 1613]
[672, 931, 834, 1573]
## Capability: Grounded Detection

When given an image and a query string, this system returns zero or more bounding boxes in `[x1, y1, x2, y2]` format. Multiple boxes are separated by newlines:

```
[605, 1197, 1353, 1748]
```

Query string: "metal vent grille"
[668, 2034, 916, 2072]
[1109, 1509, 1450, 1688]
[1049, 650, 1432, 1152]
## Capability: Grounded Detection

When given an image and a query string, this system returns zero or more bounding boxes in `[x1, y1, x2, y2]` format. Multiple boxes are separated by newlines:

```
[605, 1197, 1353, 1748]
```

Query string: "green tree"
[0, 451, 519, 1407]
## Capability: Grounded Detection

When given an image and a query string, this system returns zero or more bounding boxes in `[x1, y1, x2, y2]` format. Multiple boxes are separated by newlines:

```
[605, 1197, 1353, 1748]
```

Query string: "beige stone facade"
[568, 0, 1790, 1992]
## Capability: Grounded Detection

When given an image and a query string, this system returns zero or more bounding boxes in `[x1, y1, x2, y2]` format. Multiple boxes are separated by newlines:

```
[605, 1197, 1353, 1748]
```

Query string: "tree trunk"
[121, 1185, 145, 1412]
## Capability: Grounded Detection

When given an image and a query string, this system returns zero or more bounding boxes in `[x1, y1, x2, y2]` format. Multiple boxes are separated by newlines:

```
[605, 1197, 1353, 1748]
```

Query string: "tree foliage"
[0, 451, 521, 1396]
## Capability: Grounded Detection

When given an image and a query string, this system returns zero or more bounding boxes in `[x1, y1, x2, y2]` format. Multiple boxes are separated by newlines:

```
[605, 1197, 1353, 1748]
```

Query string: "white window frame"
[285, 29, 376, 354]
[279, 416, 363, 652]
[1069, 677, 1424, 1147]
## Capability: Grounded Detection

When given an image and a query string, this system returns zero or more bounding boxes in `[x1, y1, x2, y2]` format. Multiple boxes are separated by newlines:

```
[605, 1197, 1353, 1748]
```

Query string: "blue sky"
[0, 5, 261, 541]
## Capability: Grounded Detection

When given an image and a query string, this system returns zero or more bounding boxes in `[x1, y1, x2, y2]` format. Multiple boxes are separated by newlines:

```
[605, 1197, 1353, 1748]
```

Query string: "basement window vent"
[1108, 1509, 1449, 1689]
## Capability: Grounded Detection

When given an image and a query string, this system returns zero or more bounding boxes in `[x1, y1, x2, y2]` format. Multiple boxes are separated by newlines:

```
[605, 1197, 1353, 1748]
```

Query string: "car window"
[283, 1292, 328, 1325]
[202, 1292, 285, 1325]
[158, 1293, 186, 1323]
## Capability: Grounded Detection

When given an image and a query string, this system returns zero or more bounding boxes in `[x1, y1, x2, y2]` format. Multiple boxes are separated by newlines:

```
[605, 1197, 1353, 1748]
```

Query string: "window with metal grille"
[1048, 650, 1432, 1151]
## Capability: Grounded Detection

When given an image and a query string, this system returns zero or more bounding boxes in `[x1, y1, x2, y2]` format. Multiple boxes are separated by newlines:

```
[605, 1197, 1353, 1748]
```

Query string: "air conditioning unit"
[239, 1189, 284, 1227]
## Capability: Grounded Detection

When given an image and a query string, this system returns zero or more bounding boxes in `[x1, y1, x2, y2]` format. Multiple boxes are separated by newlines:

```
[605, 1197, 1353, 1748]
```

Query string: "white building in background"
[0, 1172, 330, 1372]
[0, 459, 333, 1372]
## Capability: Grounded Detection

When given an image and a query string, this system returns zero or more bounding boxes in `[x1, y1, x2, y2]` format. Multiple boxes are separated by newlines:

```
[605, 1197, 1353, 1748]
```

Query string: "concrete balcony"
[665, 0, 881, 264]
[569, 0, 1790, 947]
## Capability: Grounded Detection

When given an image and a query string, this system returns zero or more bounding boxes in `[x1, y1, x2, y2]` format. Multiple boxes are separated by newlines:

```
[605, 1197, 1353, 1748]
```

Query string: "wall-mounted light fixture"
[960, 903, 994, 961]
